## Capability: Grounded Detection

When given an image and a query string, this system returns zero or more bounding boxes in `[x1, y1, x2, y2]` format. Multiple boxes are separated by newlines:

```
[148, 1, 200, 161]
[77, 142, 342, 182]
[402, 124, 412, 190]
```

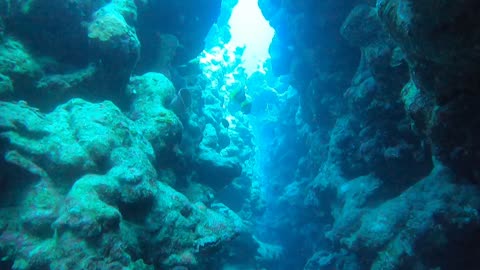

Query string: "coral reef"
[0, 0, 223, 110]
[0, 0, 257, 269]
[1, 0, 480, 269]
[0, 97, 244, 269]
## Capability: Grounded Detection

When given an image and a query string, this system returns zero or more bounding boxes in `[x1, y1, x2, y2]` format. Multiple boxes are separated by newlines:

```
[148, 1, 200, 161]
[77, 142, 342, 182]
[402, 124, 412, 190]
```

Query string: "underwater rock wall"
[260, 0, 480, 269]
[376, 0, 480, 182]
[0, 97, 242, 269]
[0, 0, 222, 110]
[0, 0, 261, 269]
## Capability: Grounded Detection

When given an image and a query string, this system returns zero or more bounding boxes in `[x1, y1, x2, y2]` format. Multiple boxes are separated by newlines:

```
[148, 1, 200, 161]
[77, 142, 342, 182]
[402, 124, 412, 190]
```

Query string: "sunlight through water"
[227, 0, 275, 75]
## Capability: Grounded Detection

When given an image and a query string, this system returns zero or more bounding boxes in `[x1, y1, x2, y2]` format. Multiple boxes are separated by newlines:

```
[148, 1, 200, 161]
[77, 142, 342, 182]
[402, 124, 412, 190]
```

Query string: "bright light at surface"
[228, 0, 275, 76]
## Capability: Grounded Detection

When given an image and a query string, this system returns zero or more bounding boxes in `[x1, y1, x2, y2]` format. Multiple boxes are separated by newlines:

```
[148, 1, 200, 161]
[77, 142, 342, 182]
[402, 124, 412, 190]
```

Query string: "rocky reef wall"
[259, 0, 480, 269]
[0, 0, 265, 269]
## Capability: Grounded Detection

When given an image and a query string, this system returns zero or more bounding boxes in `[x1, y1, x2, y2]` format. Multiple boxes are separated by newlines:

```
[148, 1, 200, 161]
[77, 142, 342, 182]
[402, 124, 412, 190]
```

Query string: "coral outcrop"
[0, 0, 251, 269]
[0, 96, 244, 269]
[0, 0, 223, 110]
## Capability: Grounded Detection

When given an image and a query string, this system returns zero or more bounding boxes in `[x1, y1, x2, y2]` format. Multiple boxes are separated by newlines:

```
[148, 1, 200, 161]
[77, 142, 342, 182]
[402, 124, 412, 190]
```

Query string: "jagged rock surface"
[258, 0, 480, 269]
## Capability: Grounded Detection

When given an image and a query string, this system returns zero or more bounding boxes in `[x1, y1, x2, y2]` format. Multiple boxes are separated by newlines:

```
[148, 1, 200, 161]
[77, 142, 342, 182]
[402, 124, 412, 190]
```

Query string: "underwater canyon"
[1, 0, 480, 269]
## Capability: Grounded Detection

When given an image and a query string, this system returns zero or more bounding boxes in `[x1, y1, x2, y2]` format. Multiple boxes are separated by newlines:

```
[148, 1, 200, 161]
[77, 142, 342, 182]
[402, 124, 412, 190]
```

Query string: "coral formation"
[0, 0, 255, 269]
